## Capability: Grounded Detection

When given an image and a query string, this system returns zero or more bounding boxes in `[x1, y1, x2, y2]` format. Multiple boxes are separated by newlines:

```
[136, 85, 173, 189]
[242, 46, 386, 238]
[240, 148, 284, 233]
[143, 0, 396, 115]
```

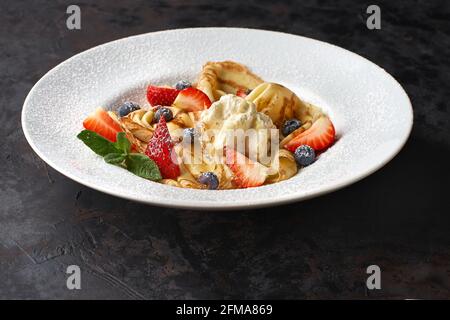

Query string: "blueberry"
[198, 172, 219, 190]
[154, 107, 173, 122]
[183, 128, 197, 143]
[118, 101, 140, 117]
[175, 80, 191, 91]
[282, 119, 302, 136]
[294, 145, 316, 167]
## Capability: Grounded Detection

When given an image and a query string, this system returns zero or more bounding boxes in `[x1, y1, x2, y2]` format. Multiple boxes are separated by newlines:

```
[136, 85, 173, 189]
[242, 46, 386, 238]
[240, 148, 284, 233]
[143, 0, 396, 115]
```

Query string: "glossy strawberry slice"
[146, 85, 180, 107]
[236, 88, 249, 98]
[224, 147, 268, 188]
[284, 117, 335, 152]
[173, 87, 211, 111]
[83, 107, 122, 142]
[145, 117, 180, 179]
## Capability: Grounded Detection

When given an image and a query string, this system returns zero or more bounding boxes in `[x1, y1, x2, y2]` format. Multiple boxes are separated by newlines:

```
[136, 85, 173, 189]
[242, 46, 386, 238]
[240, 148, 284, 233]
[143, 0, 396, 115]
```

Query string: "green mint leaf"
[125, 153, 162, 181]
[77, 130, 118, 157]
[78, 130, 161, 181]
[114, 132, 131, 154]
[104, 153, 126, 165]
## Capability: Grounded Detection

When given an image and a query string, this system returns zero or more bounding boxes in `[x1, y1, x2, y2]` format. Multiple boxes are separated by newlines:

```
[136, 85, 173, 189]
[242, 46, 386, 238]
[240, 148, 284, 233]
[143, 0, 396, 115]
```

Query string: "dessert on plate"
[77, 61, 336, 190]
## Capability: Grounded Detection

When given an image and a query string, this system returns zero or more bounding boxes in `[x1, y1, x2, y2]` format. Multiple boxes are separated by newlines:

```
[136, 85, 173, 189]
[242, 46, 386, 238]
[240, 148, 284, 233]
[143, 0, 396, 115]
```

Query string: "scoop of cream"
[199, 94, 276, 162]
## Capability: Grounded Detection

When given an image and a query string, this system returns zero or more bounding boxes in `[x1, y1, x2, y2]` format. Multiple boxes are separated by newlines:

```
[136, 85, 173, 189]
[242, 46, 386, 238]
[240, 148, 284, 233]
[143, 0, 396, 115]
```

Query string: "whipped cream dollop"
[199, 94, 276, 162]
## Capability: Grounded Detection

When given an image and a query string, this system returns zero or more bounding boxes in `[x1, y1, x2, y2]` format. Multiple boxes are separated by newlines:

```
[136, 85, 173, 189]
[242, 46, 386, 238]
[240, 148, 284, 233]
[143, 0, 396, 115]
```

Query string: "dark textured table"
[1, 0, 449, 299]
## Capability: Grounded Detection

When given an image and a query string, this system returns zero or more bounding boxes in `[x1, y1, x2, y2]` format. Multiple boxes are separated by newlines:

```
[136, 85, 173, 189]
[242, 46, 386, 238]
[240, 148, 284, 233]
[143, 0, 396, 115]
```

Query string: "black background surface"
[1, 0, 449, 299]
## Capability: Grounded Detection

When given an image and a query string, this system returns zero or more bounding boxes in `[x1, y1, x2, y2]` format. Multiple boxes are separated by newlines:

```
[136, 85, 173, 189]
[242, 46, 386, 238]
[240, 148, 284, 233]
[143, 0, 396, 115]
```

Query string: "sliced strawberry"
[145, 117, 180, 179]
[284, 116, 335, 152]
[83, 107, 122, 142]
[236, 88, 249, 98]
[173, 87, 211, 111]
[224, 147, 269, 188]
[146, 85, 180, 107]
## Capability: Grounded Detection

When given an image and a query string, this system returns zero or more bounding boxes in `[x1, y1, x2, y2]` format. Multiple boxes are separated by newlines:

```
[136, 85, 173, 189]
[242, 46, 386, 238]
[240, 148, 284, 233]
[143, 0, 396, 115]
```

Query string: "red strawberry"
[145, 117, 180, 179]
[284, 117, 335, 152]
[236, 88, 249, 98]
[83, 107, 122, 142]
[224, 147, 268, 188]
[173, 87, 211, 111]
[146, 85, 180, 107]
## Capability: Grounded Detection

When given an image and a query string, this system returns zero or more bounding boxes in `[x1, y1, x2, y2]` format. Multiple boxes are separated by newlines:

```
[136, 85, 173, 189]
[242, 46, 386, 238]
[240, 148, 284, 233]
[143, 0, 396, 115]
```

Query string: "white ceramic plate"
[22, 28, 413, 210]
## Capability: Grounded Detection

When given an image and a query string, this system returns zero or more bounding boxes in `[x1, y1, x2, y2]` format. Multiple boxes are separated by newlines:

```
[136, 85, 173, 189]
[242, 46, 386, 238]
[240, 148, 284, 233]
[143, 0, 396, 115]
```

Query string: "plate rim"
[21, 27, 414, 210]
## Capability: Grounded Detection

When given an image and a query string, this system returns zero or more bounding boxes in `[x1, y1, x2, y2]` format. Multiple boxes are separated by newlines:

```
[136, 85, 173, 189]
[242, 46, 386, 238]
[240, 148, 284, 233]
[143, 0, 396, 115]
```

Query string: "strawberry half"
[284, 117, 335, 152]
[173, 87, 212, 112]
[224, 147, 269, 188]
[83, 107, 122, 142]
[145, 117, 180, 179]
[146, 85, 180, 107]
[236, 88, 249, 98]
